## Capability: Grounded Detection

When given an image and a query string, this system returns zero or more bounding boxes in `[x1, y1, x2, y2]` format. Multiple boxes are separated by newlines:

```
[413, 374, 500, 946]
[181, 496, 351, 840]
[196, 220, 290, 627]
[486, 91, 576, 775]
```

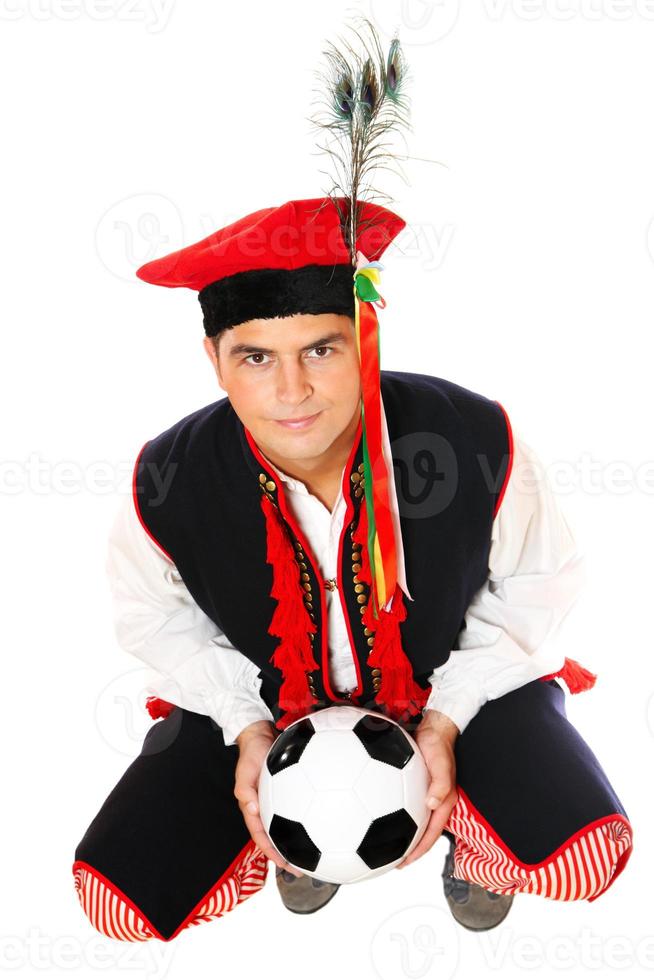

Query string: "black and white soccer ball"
[257, 705, 431, 885]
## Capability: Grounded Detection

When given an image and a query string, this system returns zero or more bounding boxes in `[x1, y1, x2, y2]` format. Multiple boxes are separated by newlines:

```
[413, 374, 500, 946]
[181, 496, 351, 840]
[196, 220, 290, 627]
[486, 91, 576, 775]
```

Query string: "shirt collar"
[258, 452, 346, 497]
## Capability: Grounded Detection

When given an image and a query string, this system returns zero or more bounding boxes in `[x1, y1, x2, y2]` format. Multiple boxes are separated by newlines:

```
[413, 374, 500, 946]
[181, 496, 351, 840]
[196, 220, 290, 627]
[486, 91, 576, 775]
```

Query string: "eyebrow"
[228, 331, 348, 359]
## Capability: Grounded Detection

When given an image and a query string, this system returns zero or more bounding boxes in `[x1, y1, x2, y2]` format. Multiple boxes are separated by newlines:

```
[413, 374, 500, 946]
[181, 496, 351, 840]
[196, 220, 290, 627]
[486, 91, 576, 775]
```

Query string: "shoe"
[274, 866, 341, 914]
[441, 833, 514, 931]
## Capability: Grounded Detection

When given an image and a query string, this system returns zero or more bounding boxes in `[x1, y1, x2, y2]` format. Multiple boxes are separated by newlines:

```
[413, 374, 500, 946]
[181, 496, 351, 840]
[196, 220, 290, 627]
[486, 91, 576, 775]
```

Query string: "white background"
[1, 0, 651, 977]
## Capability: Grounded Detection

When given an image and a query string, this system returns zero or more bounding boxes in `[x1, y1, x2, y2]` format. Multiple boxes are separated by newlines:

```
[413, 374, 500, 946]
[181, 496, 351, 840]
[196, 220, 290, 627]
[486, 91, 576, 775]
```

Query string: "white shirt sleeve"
[105, 489, 275, 746]
[423, 431, 587, 735]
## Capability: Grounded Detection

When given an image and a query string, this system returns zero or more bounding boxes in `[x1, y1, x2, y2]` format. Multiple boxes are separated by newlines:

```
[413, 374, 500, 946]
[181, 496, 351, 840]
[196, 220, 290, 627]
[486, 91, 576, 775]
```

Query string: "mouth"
[275, 411, 322, 430]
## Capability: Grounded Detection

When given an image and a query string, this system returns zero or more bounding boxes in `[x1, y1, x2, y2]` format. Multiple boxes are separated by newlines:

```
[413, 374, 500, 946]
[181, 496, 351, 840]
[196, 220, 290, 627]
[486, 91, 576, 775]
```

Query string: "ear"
[203, 336, 223, 387]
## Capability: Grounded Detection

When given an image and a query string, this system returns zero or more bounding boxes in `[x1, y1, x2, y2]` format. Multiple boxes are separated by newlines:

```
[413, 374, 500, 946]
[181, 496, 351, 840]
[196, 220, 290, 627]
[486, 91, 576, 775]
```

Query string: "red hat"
[135, 196, 405, 337]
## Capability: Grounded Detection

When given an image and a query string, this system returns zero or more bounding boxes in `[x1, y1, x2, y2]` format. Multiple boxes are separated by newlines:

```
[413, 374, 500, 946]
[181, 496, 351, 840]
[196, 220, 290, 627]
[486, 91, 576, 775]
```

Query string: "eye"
[244, 352, 270, 366]
[243, 346, 334, 366]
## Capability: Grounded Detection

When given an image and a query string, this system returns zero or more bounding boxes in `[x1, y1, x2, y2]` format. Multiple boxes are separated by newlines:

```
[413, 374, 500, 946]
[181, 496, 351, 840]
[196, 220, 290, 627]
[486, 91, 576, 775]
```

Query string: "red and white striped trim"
[444, 786, 633, 902]
[72, 840, 268, 942]
[72, 863, 155, 942]
[182, 842, 268, 932]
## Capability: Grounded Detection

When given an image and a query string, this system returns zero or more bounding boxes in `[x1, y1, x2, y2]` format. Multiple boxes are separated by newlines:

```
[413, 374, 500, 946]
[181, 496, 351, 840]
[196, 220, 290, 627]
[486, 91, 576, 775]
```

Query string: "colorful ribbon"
[353, 250, 397, 619]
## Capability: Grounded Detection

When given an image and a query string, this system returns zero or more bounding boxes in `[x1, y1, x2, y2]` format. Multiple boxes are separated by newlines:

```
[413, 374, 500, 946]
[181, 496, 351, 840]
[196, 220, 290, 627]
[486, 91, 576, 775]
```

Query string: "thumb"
[426, 779, 448, 809]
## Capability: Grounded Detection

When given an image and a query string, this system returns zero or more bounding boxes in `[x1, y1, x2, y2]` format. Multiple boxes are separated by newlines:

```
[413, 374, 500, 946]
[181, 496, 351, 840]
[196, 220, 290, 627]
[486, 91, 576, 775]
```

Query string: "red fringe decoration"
[260, 492, 321, 731]
[540, 656, 598, 694]
[352, 496, 431, 724]
[145, 696, 176, 720]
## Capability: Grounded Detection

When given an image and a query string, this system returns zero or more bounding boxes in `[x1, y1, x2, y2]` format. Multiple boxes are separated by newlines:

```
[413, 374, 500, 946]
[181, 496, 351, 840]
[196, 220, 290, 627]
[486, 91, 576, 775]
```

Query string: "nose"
[276, 357, 314, 409]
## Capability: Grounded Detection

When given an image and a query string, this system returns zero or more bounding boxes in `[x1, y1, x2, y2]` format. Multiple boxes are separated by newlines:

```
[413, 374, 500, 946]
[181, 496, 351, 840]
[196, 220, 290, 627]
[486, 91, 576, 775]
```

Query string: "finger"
[397, 796, 455, 869]
[425, 775, 453, 811]
[234, 764, 302, 876]
[235, 779, 299, 873]
[396, 808, 442, 869]
[398, 805, 451, 868]
[240, 806, 302, 877]
[234, 776, 265, 826]
[247, 823, 302, 875]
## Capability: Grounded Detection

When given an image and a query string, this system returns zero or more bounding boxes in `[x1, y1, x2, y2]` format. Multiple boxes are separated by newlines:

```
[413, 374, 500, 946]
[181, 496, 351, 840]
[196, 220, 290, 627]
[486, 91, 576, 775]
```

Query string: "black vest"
[134, 370, 510, 733]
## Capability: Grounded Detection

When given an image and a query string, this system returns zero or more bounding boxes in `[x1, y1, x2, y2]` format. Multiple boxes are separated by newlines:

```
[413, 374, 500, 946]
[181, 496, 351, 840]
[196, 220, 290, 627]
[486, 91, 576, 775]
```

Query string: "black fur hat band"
[198, 263, 356, 337]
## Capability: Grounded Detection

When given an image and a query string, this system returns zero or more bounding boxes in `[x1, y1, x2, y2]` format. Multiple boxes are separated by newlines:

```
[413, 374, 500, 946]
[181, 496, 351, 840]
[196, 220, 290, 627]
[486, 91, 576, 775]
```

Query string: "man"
[72, 197, 633, 943]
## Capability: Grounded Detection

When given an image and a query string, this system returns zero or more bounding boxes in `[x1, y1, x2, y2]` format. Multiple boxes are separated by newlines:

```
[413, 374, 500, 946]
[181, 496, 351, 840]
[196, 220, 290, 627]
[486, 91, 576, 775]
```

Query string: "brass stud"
[304, 601, 313, 610]
[354, 584, 366, 594]
[265, 480, 276, 492]
[353, 574, 360, 583]
[294, 541, 303, 550]
[303, 583, 312, 593]
[360, 605, 367, 615]
[299, 562, 307, 571]
[301, 572, 310, 582]
[358, 463, 365, 473]
[354, 488, 363, 498]
[258, 473, 267, 484]
[364, 628, 373, 636]
[351, 551, 361, 562]
[371, 668, 381, 677]
[352, 563, 361, 572]
[350, 472, 361, 483]
[356, 594, 366, 605]
[366, 637, 375, 647]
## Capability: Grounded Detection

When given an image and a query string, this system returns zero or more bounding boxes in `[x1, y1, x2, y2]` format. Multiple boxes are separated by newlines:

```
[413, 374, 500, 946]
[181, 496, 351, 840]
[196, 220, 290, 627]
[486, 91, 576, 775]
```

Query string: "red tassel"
[260, 492, 320, 731]
[352, 498, 430, 724]
[540, 656, 597, 694]
[144, 696, 176, 720]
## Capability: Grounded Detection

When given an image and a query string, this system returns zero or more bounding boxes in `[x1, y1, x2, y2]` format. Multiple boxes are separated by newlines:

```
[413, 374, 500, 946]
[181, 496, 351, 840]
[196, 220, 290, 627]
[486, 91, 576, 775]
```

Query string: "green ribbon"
[354, 270, 381, 303]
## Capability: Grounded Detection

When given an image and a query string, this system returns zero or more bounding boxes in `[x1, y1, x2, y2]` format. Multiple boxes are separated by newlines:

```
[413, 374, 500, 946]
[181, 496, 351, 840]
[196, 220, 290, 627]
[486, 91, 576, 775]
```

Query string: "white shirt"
[105, 431, 586, 746]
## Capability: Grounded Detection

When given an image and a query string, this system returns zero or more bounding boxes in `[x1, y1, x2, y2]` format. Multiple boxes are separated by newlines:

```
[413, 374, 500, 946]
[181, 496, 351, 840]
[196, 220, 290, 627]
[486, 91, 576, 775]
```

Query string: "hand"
[233, 720, 303, 877]
[395, 710, 459, 870]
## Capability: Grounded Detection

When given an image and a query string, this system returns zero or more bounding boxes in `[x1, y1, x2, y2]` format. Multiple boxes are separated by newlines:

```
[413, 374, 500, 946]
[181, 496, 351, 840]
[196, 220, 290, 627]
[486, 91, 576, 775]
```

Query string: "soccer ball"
[257, 705, 431, 885]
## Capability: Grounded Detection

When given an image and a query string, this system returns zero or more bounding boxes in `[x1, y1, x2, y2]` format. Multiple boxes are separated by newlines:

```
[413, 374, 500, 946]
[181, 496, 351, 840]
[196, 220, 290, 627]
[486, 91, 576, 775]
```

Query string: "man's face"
[203, 312, 362, 469]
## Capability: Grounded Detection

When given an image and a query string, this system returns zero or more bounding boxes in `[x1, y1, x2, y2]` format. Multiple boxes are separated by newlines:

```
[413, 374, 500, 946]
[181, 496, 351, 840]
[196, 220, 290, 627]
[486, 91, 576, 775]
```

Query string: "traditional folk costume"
[73, 24, 633, 945]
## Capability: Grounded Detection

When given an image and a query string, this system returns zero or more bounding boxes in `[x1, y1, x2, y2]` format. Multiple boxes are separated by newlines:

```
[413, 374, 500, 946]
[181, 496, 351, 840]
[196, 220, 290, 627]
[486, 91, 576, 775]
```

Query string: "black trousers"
[72, 678, 633, 942]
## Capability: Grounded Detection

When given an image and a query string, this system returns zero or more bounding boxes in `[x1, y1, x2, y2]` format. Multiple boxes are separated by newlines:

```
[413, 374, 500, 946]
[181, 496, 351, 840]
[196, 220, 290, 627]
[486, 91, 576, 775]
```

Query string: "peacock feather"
[307, 15, 412, 264]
